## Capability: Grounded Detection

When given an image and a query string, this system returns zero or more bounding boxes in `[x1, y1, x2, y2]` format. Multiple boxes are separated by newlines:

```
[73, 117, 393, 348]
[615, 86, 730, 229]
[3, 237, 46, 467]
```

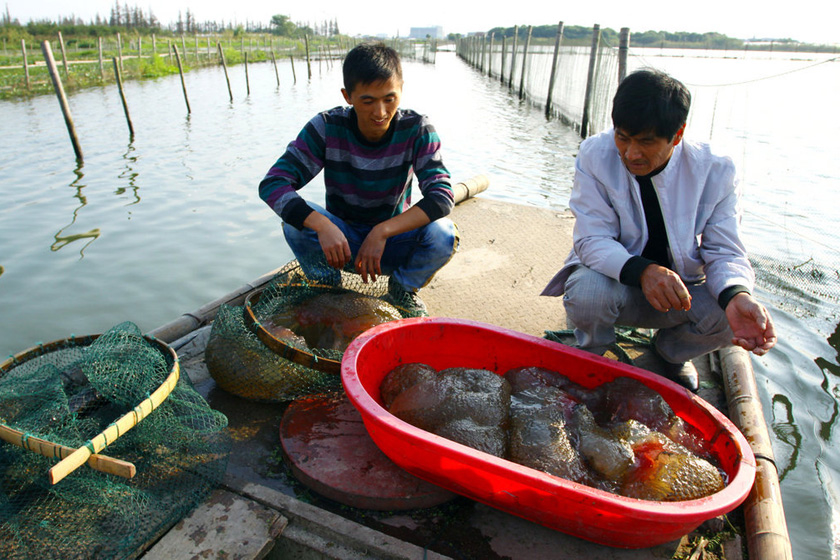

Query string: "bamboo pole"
[244, 52, 250, 96]
[57, 31, 69, 78]
[21, 39, 29, 90]
[718, 346, 793, 560]
[98, 36, 104, 78]
[113, 57, 134, 136]
[172, 44, 191, 113]
[218, 42, 233, 102]
[0, 423, 136, 479]
[271, 50, 280, 86]
[41, 41, 83, 162]
[545, 21, 565, 118]
[289, 54, 297, 84]
[304, 35, 312, 79]
[488, 33, 494, 78]
[500, 36, 507, 84]
[580, 24, 602, 139]
[117, 32, 123, 73]
[518, 25, 532, 100]
[618, 27, 631, 83]
[152, 33, 157, 56]
[509, 26, 518, 88]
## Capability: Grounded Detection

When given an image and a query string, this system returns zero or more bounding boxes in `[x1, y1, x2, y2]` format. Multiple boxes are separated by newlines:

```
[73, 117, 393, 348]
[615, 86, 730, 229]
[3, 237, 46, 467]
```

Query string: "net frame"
[0, 333, 180, 485]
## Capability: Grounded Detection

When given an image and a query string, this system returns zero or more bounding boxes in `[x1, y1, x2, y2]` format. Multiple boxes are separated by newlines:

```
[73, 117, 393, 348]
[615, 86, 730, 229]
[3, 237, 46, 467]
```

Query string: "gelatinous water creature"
[574, 406, 725, 501]
[265, 291, 403, 351]
[383, 365, 510, 457]
[380, 364, 725, 502]
[501, 366, 592, 482]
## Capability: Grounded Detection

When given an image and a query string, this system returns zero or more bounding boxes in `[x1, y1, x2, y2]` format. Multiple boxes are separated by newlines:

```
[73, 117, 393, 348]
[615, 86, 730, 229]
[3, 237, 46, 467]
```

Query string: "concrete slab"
[143, 489, 287, 560]
[423, 196, 573, 337]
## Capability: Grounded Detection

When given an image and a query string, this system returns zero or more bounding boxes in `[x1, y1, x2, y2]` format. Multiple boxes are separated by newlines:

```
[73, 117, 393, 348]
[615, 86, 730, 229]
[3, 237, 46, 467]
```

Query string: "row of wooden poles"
[457, 22, 630, 138]
[38, 34, 337, 162]
[14, 31, 344, 92]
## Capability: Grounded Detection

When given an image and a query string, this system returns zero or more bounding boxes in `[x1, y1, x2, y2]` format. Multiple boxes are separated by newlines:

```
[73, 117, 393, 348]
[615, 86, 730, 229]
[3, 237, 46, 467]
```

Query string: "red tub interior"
[341, 317, 755, 548]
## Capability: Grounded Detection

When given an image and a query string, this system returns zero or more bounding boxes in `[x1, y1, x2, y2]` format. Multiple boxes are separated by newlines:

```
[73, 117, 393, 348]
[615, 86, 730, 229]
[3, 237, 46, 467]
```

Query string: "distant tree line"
[0, 2, 341, 41]
[474, 23, 831, 51]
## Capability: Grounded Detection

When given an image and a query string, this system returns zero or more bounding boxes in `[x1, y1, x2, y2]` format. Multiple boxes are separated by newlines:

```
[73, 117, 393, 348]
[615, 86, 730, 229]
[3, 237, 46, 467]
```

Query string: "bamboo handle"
[48, 359, 180, 484]
[0, 423, 136, 479]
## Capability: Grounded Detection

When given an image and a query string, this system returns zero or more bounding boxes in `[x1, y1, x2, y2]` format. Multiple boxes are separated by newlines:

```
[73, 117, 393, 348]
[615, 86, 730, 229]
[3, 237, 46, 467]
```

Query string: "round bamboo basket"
[0, 333, 180, 484]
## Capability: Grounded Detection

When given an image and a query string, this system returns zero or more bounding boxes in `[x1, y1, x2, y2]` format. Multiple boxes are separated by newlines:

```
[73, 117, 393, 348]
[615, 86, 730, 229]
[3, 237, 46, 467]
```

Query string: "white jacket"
[542, 128, 755, 300]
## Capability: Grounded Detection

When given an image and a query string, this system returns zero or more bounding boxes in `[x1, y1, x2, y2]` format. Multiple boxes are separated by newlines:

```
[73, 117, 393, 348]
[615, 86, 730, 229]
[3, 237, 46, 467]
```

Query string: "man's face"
[342, 76, 403, 142]
[614, 125, 685, 176]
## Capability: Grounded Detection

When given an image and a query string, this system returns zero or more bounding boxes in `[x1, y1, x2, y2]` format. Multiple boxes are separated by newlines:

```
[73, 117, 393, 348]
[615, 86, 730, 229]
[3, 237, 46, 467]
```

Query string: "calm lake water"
[1, 49, 838, 559]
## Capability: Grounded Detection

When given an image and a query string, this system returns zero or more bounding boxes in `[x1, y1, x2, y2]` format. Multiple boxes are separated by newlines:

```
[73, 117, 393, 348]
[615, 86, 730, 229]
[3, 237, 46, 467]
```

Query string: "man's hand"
[355, 225, 388, 283]
[640, 264, 693, 312]
[725, 292, 777, 355]
[304, 212, 351, 269]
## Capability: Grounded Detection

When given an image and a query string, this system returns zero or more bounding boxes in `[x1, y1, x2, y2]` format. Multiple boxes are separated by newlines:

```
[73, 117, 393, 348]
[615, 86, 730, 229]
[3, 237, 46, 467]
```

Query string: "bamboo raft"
[145, 175, 792, 560]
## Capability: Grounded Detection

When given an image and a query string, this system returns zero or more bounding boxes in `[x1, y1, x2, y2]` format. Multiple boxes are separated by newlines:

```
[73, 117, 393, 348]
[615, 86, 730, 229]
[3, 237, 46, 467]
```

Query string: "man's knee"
[422, 218, 458, 262]
[563, 267, 622, 323]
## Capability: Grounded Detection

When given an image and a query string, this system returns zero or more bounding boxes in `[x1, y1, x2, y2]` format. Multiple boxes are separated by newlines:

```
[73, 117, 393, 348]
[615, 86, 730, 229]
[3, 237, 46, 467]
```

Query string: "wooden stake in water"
[21, 39, 29, 89]
[289, 54, 297, 84]
[244, 52, 250, 96]
[581, 24, 602, 139]
[271, 50, 280, 86]
[172, 44, 191, 113]
[545, 21, 565, 118]
[98, 36, 104, 79]
[500, 36, 507, 85]
[41, 41, 83, 161]
[509, 25, 519, 88]
[518, 25, 532, 100]
[618, 28, 631, 83]
[57, 31, 69, 79]
[117, 32, 123, 74]
[304, 34, 312, 79]
[218, 42, 233, 102]
[113, 57, 134, 136]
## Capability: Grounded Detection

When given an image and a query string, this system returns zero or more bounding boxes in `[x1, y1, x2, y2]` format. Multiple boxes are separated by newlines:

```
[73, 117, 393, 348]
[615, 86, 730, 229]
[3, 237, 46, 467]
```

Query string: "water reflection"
[50, 163, 100, 256]
[771, 394, 801, 481]
[815, 321, 840, 440]
[116, 141, 140, 205]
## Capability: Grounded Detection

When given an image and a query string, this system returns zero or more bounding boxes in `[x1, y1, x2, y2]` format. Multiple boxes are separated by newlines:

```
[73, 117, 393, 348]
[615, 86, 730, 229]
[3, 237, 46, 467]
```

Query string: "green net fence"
[0, 321, 230, 560]
[205, 261, 427, 403]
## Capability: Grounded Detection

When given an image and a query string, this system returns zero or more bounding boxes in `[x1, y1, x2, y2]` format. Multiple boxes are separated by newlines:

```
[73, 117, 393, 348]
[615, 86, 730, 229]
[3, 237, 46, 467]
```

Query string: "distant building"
[409, 26, 444, 39]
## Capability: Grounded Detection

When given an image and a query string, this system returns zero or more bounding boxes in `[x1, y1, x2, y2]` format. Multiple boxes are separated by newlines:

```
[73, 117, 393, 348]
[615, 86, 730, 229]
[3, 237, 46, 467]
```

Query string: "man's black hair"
[342, 42, 403, 93]
[611, 68, 691, 140]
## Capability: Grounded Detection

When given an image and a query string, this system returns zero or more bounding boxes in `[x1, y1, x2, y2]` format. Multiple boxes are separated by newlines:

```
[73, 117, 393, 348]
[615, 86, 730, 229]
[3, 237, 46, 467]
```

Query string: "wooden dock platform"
[142, 184, 790, 560]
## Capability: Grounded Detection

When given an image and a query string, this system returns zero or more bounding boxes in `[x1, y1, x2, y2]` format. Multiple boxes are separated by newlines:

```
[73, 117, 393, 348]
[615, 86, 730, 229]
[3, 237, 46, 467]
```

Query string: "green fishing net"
[205, 260, 426, 403]
[0, 321, 230, 560]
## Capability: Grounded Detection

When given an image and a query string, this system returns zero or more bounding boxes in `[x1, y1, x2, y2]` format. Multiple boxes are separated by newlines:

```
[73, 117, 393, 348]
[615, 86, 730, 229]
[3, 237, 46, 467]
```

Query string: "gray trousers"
[562, 265, 733, 364]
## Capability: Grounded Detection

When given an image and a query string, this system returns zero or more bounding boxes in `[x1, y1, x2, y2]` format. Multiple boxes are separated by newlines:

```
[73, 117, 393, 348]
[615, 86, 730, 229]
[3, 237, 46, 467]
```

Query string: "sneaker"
[387, 277, 428, 315]
[659, 359, 699, 392]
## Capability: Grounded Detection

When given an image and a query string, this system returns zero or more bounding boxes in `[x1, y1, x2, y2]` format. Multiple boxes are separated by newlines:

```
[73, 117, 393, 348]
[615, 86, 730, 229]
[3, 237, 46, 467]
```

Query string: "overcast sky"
[5, 0, 837, 45]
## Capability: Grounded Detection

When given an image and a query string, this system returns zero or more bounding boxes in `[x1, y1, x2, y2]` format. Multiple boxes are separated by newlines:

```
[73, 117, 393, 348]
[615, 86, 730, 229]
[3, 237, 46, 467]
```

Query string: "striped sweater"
[259, 106, 454, 229]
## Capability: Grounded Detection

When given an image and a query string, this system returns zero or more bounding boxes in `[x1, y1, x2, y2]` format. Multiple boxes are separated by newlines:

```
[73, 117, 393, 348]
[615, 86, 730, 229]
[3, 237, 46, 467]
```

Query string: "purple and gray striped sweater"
[259, 106, 454, 229]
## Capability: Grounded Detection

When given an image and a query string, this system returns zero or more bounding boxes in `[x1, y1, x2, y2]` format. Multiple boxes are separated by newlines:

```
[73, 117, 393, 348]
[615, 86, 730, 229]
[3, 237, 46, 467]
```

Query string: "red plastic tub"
[341, 317, 755, 548]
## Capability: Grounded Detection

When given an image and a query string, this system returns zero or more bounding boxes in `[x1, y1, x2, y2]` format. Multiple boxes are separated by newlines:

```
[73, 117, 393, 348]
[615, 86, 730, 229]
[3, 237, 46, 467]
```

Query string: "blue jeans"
[562, 265, 733, 363]
[282, 203, 458, 291]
